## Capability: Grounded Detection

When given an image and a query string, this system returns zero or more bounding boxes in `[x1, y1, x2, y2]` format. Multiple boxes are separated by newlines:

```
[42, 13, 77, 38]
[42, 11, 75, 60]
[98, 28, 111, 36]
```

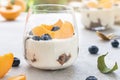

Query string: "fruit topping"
[98, 0, 110, 4]
[41, 34, 52, 40]
[88, 45, 99, 54]
[99, 2, 112, 8]
[12, 57, 20, 67]
[32, 19, 74, 39]
[32, 36, 41, 41]
[55, 21, 74, 39]
[42, 24, 53, 31]
[53, 19, 63, 27]
[86, 0, 112, 9]
[87, 2, 98, 8]
[51, 26, 60, 31]
[32, 25, 54, 38]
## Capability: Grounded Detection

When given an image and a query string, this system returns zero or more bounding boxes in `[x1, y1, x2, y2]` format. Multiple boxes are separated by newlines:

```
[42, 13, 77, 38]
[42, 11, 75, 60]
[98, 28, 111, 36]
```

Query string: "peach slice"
[53, 19, 63, 27]
[8, 75, 26, 80]
[43, 24, 53, 31]
[87, 2, 98, 8]
[99, 2, 112, 8]
[44, 19, 63, 31]
[98, 0, 110, 3]
[0, 53, 14, 78]
[0, 5, 21, 20]
[32, 25, 54, 38]
[55, 21, 74, 39]
[32, 19, 63, 38]
[114, 0, 120, 2]
[32, 20, 74, 39]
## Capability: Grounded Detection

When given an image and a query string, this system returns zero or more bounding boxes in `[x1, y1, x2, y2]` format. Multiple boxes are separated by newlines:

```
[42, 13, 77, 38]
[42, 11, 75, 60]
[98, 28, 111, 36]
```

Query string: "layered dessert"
[112, 0, 120, 24]
[81, 1, 114, 30]
[24, 20, 78, 70]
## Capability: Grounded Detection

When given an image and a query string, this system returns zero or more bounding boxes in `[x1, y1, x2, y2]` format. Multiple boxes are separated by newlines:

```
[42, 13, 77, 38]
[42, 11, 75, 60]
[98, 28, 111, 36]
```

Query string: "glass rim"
[30, 4, 74, 12]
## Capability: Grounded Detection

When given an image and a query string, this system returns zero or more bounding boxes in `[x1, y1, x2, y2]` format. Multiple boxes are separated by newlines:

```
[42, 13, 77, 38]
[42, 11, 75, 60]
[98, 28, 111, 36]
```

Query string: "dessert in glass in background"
[112, 0, 120, 24]
[24, 4, 79, 70]
[81, 1, 114, 31]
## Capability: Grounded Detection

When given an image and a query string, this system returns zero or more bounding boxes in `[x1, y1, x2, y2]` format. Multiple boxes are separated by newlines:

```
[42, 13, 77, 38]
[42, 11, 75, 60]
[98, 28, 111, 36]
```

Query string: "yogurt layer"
[24, 35, 78, 70]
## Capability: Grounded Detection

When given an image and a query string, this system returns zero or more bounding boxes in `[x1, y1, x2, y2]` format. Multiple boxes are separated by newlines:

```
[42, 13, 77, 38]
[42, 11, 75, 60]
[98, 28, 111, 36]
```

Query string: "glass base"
[85, 26, 108, 31]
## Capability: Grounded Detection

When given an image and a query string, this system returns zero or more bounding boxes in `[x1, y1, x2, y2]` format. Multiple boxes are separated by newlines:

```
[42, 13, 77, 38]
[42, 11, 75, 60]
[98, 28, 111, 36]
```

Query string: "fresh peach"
[87, 2, 98, 8]
[53, 19, 63, 27]
[0, 53, 14, 78]
[55, 21, 74, 39]
[0, 5, 21, 20]
[8, 75, 26, 80]
[32, 25, 54, 38]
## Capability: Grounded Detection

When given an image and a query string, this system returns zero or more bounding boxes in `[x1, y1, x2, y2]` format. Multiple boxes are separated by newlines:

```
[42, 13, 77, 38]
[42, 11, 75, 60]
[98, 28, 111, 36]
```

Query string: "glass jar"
[113, 1, 120, 24]
[24, 4, 79, 70]
[81, 8, 114, 31]
[81, 1, 114, 31]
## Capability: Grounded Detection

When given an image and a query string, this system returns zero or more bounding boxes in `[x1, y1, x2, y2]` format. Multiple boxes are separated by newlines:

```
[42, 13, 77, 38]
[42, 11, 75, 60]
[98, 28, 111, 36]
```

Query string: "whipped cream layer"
[25, 35, 78, 70]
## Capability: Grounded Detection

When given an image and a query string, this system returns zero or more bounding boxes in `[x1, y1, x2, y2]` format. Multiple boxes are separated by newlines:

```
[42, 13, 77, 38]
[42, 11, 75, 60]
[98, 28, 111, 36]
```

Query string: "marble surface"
[0, 13, 120, 80]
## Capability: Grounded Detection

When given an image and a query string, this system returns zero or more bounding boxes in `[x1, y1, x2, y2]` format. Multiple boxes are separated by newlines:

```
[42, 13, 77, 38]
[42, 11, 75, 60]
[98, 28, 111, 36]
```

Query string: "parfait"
[112, 0, 120, 24]
[24, 4, 79, 70]
[81, 0, 114, 31]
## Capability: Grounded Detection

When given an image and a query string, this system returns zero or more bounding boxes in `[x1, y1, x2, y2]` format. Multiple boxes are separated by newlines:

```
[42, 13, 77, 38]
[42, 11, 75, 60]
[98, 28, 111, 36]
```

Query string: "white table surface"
[0, 13, 120, 80]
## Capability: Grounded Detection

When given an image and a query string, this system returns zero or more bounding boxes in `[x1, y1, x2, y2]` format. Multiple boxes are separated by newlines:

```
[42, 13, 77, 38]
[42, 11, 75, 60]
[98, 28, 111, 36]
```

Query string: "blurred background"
[26, 0, 82, 11]
[0, 0, 82, 11]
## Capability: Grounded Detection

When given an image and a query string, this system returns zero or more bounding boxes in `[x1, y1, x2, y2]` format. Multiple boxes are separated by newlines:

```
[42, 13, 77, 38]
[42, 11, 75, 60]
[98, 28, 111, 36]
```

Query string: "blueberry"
[88, 45, 99, 54]
[29, 31, 33, 35]
[111, 40, 119, 48]
[32, 36, 41, 41]
[12, 57, 20, 67]
[41, 34, 52, 40]
[86, 76, 97, 80]
[51, 26, 60, 31]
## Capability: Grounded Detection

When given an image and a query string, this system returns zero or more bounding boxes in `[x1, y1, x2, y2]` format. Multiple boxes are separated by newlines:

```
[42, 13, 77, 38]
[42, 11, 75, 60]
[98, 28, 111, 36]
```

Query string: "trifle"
[81, 1, 114, 31]
[112, 0, 120, 24]
[24, 4, 79, 70]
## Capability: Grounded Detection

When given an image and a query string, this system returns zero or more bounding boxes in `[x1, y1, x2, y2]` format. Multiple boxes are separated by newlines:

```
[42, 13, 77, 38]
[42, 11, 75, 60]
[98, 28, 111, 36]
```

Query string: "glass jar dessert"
[81, 1, 114, 31]
[112, 0, 120, 24]
[24, 4, 79, 70]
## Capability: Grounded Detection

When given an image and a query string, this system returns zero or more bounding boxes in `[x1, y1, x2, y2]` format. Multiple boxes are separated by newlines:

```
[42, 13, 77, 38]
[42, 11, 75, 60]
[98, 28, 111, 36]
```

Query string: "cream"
[24, 35, 78, 70]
